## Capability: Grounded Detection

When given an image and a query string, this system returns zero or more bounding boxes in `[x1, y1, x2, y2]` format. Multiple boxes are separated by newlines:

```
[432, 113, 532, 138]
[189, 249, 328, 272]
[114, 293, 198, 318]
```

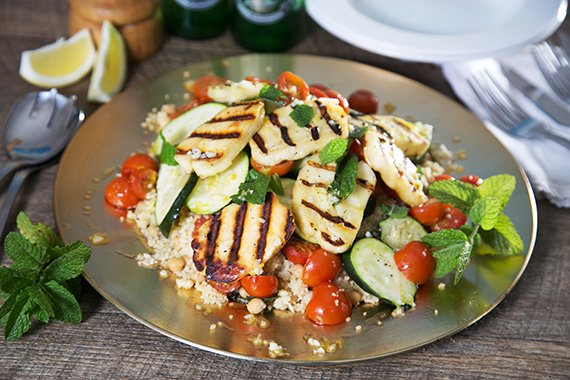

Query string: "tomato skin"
[324, 89, 350, 113]
[240, 275, 279, 298]
[193, 74, 225, 103]
[410, 200, 446, 226]
[310, 83, 329, 91]
[433, 174, 454, 182]
[129, 169, 157, 200]
[208, 280, 241, 294]
[302, 249, 341, 287]
[282, 236, 320, 265]
[121, 154, 158, 178]
[309, 86, 328, 98]
[433, 206, 467, 231]
[460, 175, 483, 186]
[348, 89, 378, 114]
[277, 71, 309, 100]
[349, 139, 365, 161]
[105, 177, 140, 209]
[305, 282, 352, 325]
[245, 76, 273, 85]
[394, 241, 435, 285]
[250, 158, 294, 176]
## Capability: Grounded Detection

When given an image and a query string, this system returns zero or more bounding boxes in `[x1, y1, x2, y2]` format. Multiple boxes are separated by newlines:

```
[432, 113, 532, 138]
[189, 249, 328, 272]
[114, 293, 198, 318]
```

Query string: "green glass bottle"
[232, 0, 305, 52]
[163, 0, 231, 39]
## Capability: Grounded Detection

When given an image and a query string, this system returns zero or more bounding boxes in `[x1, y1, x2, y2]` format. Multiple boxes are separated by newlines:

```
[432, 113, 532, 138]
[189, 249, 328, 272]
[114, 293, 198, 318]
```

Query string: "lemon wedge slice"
[87, 21, 127, 103]
[19, 29, 96, 88]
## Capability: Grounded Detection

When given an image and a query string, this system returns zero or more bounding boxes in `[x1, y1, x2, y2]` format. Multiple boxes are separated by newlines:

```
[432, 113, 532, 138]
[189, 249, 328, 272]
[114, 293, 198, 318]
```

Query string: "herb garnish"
[379, 204, 409, 220]
[290, 104, 315, 128]
[231, 169, 284, 205]
[328, 154, 359, 202]
[158, 133, 178, 166]
[319, 138, 349, 165]
[259, 85, 287, 107]
[0, 213, 91, 340]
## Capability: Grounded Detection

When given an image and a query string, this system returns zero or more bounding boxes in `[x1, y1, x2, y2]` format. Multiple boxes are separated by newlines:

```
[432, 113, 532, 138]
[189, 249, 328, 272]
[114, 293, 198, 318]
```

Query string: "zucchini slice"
[186, 151, 249, 215]
[343, 238, 416, 306]
[380, 216, 427, 251]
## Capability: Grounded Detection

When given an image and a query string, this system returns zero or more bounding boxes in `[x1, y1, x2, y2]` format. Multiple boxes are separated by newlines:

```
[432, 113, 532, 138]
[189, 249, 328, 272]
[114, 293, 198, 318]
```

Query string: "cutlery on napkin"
[442, 49, 570, 208]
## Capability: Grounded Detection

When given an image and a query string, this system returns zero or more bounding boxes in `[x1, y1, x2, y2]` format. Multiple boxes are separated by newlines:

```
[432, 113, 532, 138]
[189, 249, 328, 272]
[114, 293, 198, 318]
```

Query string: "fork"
[468, 69, 570, 150]
[532, 41, 570, 102]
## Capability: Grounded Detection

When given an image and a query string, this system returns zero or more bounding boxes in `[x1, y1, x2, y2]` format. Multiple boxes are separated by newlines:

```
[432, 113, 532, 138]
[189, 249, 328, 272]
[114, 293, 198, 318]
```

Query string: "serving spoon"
[0, 89, 84, 237]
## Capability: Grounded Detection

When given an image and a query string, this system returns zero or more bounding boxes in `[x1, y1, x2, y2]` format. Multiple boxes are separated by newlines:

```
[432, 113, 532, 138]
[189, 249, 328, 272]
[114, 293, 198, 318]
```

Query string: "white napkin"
[442, 49, 570, 208]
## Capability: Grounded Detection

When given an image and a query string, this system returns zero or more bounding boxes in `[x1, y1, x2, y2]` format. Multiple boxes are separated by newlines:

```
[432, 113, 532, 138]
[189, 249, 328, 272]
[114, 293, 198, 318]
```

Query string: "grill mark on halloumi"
[300, 179, 328, 189]
[301, 199, 356, 229]
[356, 178, 375, 191]
[256, 196, 273, 261]
[307, 160, 336, 171]
[310, 126, 320, 140]
[252, 134, 268, 154]
[205, 214, 222, 270]
[190, 131, 242, 139]
[210, 113, 256, 123]
[316, 101, 342, 135]
[229, 203, 248, 263]
[321, 232, 345, 247]
[192, 152, 223, 161]
[268, 113, 296, 147]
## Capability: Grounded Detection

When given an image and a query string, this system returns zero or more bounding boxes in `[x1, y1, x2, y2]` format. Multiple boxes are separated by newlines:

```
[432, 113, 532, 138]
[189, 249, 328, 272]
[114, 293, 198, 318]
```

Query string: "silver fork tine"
[468, 72, 511, 129]
[479, 70, 527, 124]
[533, 42, 570, 99]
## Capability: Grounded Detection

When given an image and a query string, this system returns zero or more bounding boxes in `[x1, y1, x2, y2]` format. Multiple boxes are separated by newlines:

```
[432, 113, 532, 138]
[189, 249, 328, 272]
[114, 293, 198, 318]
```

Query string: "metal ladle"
[0, 89, 84, 237]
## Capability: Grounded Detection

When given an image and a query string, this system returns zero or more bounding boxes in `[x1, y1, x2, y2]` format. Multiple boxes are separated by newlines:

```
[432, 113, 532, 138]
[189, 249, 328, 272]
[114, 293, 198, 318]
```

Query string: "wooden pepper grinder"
[68, 0, 164, 61]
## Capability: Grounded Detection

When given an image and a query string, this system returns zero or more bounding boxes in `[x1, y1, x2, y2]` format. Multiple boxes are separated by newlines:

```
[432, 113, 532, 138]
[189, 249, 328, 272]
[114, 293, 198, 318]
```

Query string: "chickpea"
[167, 257, 186, 273]
[247, 298, 266, 315]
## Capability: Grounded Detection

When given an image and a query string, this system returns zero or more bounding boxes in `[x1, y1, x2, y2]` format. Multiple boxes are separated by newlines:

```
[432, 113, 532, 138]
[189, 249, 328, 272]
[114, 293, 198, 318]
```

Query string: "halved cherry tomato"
[433, 206, 467, 231]
[282, 236, 320, 265]
[394, 241, 435, 285]
[208, 280, 241, 294]
[169, 99, 203, 119]
[309, 86, 328, 98]
[245, 76, 274, 85]
[129, 169, 157, 200]
[277, 71, 309, 100]
[433, 174, 454, 181]
[302, 249, 341, 287]
[305, 282, 352, 325]
[460, 174, 483, 186]
[324, 89, 350, 113]
[105, 177, 140, 209]
[409, 199, 446, 226]
[250, 157, 294, 176]
[348, 89, 378, 114]
[240, 275, 279, 298]
[121, 153, 158, 178]
[349, 139, 365, 161]
[193, 74, 225, 103]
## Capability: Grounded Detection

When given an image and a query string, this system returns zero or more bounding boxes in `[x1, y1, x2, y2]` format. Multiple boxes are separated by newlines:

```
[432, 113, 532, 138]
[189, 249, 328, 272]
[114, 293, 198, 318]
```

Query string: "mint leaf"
[43, 281, 82, 324]
[432, 241, 470, 278]
[32, 305, 50, 324]
[290, 104, 315, 128]
[428, 179, 479, 210]
[16, 212, 61, 249]
[453, 240, 474, 284]
[259, 84, 286, 106]
[349, 126, 368, 139]
[478, 174, 516, 208]
[159, 133, 178, 166]
[479, 213, 524, 255]
[423, 229, 472, 281]
[329, 154, 359, 201]
[269, 174, 284, 196]
[231, 169, 271, 205]
[43, 242, 91, 282]
[30, 287, 55, 319]
[380, 204, 409, 219]
[319, 138, 349, 165]
[422, 229, 468, 247]
[4, 287, 33, 340]
[4, 233, 49, 278]
[469, 197, 501, 230]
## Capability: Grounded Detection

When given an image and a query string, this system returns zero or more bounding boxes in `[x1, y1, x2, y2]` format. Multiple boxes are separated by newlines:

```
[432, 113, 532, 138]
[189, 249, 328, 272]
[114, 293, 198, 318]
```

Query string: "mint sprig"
[421, 175, 523, 284]
[329, 154, 359, 202]
[290, 104, 315, 128]
[158, 133, 178, 166]
[259, 84, 287, 107]
[319, 138, 349, 165]
[0, 213, 91, 340]
[379, 204, 409, 220]
[231, 169, 284, 205]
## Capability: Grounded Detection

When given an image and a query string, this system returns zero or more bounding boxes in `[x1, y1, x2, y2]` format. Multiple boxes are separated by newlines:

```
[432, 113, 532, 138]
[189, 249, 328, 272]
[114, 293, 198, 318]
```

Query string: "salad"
[104, 71, 524, 330]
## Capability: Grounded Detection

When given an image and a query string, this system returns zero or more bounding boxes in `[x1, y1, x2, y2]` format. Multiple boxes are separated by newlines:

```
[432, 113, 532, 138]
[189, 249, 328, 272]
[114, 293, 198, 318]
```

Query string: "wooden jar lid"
[68, 0, 159, 26]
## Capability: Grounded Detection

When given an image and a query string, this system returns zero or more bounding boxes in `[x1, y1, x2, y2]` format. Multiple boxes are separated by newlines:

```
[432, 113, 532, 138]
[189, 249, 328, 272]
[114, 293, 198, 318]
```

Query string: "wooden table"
[1, 1, 568, 378]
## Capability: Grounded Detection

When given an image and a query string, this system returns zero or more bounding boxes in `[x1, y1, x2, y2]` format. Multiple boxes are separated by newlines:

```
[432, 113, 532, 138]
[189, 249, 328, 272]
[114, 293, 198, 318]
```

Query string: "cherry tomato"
[208, 280, 240, 294]
[460, 174, 483, 186]
[349, 139, 365, 161]
[250, 157, 294, 176]
[121, 153, 158, 178]
[104, 177, 140, 209]
[169, 99, 203, 119]
[410, 199, 446, 226]
[309, 86, 328, 98]
[240, 275, 279, 298]
[309, 83, 329, 91]
[302, 249, 341, 287]
[324, 89, 350, 113]
[245, 76, 274, 85]
[282, 236, 320, 265]
[433, 174, 454, 181]
[433, 206, 467, 231]
[129, 169, 157, 200]
[348, 89, 378, 114]
[277, 71, 309, 100]
[394, 241, 435, 285]
[305, 282, 352, 325]
[193, 74, 225, 103]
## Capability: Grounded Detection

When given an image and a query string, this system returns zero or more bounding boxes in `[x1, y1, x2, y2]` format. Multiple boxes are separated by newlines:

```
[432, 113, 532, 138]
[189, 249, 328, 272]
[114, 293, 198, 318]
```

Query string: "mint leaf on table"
[329, 154, 359, 202]
[428, 179, 479, 211]
[477, 174, 516, 208]
[259, 84, 287, 106]
[232, 169, 286, 204]
[290, 104, 315, 128]
[319, 138, 349, 165]
[0, 212, 91, 340]
[158, 133, 178, 166]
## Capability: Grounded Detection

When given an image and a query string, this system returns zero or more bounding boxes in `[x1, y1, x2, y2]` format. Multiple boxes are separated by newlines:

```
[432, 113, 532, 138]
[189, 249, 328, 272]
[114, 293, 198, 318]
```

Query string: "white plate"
[306, 0, 567, 62]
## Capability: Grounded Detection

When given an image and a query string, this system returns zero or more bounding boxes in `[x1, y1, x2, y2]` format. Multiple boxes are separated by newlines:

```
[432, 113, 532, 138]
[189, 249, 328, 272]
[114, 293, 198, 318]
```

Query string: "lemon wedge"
[87, 21, 127, 103]
[19, 29, 96, 88]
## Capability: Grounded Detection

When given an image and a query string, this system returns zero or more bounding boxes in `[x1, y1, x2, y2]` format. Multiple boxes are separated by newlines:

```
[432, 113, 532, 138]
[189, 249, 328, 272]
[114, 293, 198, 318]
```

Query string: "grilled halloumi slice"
[292, 155, 376, 254]
[176, 101, 265, 178]
[351, 114, 432, 159]
[207, 80, 265, 104]
[192, 192, 295, 283]
[362, 130, 427, 207]
[249, 99, 349, 167]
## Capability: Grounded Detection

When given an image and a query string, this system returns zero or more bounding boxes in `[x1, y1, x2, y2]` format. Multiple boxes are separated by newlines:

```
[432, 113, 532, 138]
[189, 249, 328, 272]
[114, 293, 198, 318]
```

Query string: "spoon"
[0, 89, 84, 185]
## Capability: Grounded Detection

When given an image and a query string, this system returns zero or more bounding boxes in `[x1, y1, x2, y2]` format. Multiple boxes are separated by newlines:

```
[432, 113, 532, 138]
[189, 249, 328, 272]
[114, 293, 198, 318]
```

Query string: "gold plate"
[54, 54, 537, 363]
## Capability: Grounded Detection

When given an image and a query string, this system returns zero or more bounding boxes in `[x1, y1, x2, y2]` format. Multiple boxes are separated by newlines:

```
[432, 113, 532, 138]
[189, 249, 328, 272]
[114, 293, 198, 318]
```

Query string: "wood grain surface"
[0, 1, 569, 378]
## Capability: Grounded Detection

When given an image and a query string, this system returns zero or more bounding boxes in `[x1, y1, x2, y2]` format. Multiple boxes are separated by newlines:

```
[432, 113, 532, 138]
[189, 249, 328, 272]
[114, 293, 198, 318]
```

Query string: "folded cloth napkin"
[442, 49, 570, 208]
